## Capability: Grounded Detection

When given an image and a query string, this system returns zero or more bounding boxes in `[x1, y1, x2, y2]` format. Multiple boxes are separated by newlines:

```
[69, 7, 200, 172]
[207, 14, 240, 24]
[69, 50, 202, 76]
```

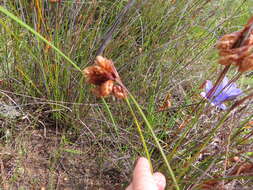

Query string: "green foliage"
[0, 0, 253, 189]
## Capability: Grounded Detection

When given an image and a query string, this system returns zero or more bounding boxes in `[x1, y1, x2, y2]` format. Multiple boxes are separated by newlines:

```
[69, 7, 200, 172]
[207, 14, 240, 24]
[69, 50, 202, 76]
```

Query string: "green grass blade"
[129, 94, 180, 190]
[0, 6, 82, 72]
[125, 97, 153, 172]
[102, 98, 119, 138]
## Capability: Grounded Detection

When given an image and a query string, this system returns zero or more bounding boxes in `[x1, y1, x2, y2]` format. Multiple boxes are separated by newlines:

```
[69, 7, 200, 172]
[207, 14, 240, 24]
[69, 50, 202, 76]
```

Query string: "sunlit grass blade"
[128, 93, 180, 190]
[16, 65, 43, 96]
[0, 5, 82, 72]
[125, 97, 153, 172]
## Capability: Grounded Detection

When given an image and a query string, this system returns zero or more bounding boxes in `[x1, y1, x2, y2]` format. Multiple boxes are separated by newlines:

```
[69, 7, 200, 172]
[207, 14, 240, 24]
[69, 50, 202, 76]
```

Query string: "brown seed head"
[96, 56, 112, 70]
[83, 56, 127, 99]
[218, 54, 239, 66]
[95, 56, 119, 78]
[113, 85, 127, 99]
[83, 65, 112, 85]
[217, 16, 253, 72]
[100, 80, 114, 97]
[239, 54, 253, 72]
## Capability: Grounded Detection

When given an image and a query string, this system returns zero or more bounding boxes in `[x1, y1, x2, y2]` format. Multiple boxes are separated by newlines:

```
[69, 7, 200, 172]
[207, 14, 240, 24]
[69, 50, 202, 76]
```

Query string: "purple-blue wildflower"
[201, 77, 243, 110]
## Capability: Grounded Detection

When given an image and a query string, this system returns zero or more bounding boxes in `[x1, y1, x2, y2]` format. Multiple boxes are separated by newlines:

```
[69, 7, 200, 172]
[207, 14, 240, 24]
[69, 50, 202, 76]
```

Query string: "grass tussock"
[0, 0, 253, 189]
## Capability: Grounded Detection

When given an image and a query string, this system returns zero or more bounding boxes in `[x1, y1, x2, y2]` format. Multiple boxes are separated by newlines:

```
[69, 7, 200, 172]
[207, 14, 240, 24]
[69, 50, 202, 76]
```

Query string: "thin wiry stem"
[0, 6, 82, 72]
[128, 93, 180, 190]
[207, 20, 253, 99]
[125, 97, 153, 173]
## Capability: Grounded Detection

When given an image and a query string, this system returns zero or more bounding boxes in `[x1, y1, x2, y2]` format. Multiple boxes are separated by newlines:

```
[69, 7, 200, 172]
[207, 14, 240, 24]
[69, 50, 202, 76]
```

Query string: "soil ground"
[0, 114, 130, 189]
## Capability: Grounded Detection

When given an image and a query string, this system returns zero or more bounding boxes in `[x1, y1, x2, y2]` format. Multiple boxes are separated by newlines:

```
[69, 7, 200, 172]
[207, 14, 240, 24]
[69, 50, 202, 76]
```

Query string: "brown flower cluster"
[217, 16, 253, 72]
[83, 56, 127, 99]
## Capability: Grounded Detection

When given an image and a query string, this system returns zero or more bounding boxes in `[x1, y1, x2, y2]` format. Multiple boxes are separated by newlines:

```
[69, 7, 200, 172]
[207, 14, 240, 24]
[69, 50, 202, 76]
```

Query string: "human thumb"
[131, 157, 166, 190]
[153, 172, 166, 190]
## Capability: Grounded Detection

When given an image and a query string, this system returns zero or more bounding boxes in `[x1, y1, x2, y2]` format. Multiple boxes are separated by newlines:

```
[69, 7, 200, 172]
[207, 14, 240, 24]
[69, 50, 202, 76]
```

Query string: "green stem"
[102, 98, 119, 138]
[128, 94, 180, 190]
[178, 111, 231, 179]
[125, 97, 153, 172]
[0, 6, 82, 72]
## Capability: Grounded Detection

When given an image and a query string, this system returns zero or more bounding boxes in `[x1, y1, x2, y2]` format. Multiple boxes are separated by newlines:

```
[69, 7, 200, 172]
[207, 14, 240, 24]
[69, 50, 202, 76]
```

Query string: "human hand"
[126, 157, 166, 190]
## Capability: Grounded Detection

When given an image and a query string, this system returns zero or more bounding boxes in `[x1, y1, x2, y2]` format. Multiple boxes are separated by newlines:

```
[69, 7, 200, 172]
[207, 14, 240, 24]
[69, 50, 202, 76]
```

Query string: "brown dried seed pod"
[96, 56, 112, 71]
[238, 45, 253, 57]
[95, 56, 119, 79]
[113, 85, 127, 99]
[83, 56, 127, 99]
[217, 31, 242, 50]
[239, 54, 253, 72]
[100, 80, 114, 97]
[83, 65, 111, 85]
[218, 54, 239, 66]
[216, 16, 253, 71]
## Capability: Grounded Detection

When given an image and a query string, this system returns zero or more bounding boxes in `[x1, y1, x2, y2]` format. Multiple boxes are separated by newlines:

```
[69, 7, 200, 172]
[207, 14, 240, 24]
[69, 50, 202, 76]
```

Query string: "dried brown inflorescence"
[83, 56, 127, 99]
[217, 16, 253, 72]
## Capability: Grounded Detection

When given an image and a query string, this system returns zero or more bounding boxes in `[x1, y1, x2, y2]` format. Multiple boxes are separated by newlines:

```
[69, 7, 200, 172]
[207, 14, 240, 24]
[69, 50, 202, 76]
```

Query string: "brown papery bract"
[112, 85, 127, 99]
[239, 54, 253, 72]
[100, 80, 114, 97]
[217, 15, 253, 72]
[84, 65, 112, 85]
[83, 56, 127, 99]
[217, 31, 242, 51]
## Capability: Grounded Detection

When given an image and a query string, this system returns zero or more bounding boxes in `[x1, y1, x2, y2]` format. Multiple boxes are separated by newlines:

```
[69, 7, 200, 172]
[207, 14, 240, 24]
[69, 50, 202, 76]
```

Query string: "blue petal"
[213, 93, 229, 104]
[214, 77, 229, 96]
[226, 88, 243, 100]
[221, 77, 229, 88]
[205, 80, 213, 93]
[217, 103, 227, 110]
[200, 77, 243, 111]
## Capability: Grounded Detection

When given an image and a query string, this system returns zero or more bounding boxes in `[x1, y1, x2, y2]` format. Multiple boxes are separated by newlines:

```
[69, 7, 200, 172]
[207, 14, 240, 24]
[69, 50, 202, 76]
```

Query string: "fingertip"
[125, 183, 132, 190]
[138, 157, 149, 163]
[133, 157, 153, 187]
[153, 172, 166, 190]
[134, 157, 151, 173]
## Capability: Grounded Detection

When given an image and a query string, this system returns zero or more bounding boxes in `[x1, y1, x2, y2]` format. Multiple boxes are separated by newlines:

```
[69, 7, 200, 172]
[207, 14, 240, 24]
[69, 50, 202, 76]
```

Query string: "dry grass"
[1, 0, 253, 189]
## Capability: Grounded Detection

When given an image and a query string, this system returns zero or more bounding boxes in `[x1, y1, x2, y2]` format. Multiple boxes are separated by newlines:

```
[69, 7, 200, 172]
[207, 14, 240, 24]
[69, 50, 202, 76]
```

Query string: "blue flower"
[201, 77, 243, 110]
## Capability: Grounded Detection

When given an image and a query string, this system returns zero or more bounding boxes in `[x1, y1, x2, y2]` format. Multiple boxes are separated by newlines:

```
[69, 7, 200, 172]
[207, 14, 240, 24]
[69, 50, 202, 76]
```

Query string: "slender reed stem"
[128, 94, 180, 190]
[102, 98, 119, 138]
[0, 6, 82, 72]
[125, 97, 153, 172]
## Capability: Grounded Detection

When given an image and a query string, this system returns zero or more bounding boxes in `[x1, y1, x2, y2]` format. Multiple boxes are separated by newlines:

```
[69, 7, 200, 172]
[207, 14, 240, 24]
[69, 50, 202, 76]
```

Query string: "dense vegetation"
[0, 0, 253, 189]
